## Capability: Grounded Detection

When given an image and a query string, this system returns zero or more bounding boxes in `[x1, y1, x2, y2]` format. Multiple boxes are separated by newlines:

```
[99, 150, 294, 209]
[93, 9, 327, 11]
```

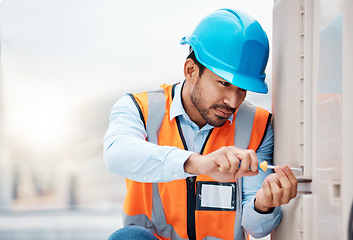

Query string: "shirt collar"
[169, 82, 185, 121]
[169, 80, 234, 127]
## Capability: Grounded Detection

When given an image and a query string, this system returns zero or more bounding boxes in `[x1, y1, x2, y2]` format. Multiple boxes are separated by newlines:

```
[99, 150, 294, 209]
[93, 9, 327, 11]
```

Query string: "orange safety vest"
[122, 83, 271, 240]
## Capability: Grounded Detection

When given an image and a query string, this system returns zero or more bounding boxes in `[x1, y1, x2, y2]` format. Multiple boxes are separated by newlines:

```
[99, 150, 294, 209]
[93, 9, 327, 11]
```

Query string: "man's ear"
[184, 58, 199, 83]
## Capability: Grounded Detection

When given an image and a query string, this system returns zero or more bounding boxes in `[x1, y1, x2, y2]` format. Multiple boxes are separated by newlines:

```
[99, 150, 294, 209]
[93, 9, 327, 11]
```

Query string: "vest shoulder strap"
[127, 85, 167, 144]
[234, 100, 257, 149]
[234, 99, 272, 150]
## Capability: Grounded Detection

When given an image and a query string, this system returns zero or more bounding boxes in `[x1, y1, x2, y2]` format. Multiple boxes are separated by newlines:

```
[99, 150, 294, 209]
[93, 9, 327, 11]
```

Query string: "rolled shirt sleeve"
[104, 94, 194, 182]
[242, 197, 282, 238]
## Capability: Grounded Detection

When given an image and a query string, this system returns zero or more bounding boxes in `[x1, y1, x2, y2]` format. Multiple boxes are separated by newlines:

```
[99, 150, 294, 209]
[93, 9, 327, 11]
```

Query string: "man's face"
[190, 68, 247, 127]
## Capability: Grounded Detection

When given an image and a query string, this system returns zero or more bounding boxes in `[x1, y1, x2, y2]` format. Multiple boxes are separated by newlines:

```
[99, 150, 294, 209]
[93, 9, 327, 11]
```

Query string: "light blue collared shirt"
[104, 81, 281, 238]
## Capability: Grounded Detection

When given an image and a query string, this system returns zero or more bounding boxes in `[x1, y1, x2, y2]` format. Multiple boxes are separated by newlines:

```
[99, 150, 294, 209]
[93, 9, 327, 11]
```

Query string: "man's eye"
[220, 81, 230, 87]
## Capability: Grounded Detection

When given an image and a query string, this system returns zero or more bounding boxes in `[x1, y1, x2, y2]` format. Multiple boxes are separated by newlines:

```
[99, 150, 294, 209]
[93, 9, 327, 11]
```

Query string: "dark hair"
[187, 48, 206, 76]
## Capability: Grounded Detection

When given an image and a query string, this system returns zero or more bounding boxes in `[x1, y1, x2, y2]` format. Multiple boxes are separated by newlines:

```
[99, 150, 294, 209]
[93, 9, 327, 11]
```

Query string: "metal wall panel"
[272, 0, 314, 237]
[314, 1, 344, 239]
[272, 0, 352, 239]
[342, 0, 353, 239]
[272, 0, 313, 179]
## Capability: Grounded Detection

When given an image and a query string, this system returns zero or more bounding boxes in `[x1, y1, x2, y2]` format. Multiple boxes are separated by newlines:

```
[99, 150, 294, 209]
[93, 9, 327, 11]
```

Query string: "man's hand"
[184, 146, 259, 182]
[254, 165, 298, 212]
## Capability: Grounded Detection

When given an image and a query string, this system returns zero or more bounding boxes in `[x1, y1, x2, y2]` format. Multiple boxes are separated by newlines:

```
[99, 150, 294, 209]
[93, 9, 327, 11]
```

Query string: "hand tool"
[259, 161, 303, 172]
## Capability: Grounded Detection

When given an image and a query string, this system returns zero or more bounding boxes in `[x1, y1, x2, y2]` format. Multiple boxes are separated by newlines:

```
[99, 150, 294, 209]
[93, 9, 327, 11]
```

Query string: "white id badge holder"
[196, 181, 236, 211]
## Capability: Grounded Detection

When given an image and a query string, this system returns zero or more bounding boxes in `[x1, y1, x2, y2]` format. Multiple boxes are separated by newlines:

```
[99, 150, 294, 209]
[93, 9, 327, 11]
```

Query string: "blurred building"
[0, 92, 127, 239]
[4, 95, 126, 211]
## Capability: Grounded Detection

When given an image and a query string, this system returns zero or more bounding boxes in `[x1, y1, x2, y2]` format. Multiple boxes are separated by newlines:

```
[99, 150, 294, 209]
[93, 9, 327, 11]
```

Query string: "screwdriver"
[259, 161, 303, 172]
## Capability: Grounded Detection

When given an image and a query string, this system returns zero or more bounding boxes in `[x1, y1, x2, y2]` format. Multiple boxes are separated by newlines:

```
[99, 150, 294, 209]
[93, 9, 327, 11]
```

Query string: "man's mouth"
[213, 107, 235, 118]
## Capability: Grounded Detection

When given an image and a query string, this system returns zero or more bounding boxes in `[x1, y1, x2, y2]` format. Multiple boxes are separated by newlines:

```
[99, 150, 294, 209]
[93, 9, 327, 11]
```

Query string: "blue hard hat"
[180, 9, 269, 94]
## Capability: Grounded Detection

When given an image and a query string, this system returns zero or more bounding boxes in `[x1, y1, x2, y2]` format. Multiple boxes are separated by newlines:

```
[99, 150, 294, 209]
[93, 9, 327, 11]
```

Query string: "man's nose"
[223, 92, 238, 109]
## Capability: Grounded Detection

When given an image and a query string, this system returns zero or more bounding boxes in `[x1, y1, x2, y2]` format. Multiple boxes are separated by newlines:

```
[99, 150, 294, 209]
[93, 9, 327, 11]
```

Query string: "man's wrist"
[184, 153, 201, 175]
[254, 198, 275, 214]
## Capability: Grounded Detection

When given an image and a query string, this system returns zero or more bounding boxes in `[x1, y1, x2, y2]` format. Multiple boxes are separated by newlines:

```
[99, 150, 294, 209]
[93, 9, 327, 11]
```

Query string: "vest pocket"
[196, 181, 236, 211]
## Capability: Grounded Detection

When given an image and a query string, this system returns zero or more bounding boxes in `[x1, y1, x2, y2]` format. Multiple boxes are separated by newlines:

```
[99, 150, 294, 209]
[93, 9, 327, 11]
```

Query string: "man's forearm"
[104, 135, 193, 182]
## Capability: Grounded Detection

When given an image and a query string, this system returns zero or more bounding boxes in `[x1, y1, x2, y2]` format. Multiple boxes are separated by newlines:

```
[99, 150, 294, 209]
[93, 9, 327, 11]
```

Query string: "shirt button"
[143, 176, 147, 181]
[172, 174, 178, 179]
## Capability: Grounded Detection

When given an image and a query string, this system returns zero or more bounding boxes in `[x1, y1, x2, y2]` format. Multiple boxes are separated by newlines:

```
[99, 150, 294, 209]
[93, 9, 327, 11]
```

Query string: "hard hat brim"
[211, 66, 269, 94]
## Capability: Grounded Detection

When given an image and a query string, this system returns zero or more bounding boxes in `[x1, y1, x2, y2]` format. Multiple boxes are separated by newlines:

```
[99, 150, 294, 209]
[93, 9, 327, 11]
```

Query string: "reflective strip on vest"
[124, 85, 264, 240]
[147, 88, 184, 240]
[233, 100, 256, 240]
[146, 86, 166, 144]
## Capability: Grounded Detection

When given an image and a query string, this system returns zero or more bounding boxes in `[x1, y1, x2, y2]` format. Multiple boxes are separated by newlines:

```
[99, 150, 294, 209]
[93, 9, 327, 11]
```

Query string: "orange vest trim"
[248, 107, 272, 151]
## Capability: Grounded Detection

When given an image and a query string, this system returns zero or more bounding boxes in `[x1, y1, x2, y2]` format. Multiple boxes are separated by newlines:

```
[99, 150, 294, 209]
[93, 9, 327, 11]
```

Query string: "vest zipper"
[173, 86, 197, 240]
[173, 81, 213, 240]
[186, 176, 197, 240]
[185, 130, 213, 240]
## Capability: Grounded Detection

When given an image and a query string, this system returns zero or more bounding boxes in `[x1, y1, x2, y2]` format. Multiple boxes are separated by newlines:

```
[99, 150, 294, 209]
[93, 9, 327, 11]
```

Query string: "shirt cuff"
[163, 149, 195, 180]
[241, 197, 282, 238]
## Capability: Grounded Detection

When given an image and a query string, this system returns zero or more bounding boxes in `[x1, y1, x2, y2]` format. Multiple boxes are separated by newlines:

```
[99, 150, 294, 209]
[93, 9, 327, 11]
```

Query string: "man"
[104, 8, 297, 240]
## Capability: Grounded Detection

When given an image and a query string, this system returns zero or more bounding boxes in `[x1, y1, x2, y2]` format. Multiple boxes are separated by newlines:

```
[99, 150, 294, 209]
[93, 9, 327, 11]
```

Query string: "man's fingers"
[268, 174, 282, 207]
[237, 149, 258, 173]
[225, 147, 240, 173]
[248, 150, 258, 172]
[262, 178, 273, 207]
[272, 165, 298, 205]
[205, 146, 260, 180]
[275, 165, 298, 199]
[241, 170, 258, 177]
[214, 156, 230, 173]
[275, 167, 292, 204]
[282, 165, 298, 198]
[238, 152, 251, 172]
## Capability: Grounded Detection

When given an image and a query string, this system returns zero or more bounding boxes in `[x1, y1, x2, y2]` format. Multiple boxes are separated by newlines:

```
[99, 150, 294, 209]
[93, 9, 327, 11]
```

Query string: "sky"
[0, 0, 274, 147]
